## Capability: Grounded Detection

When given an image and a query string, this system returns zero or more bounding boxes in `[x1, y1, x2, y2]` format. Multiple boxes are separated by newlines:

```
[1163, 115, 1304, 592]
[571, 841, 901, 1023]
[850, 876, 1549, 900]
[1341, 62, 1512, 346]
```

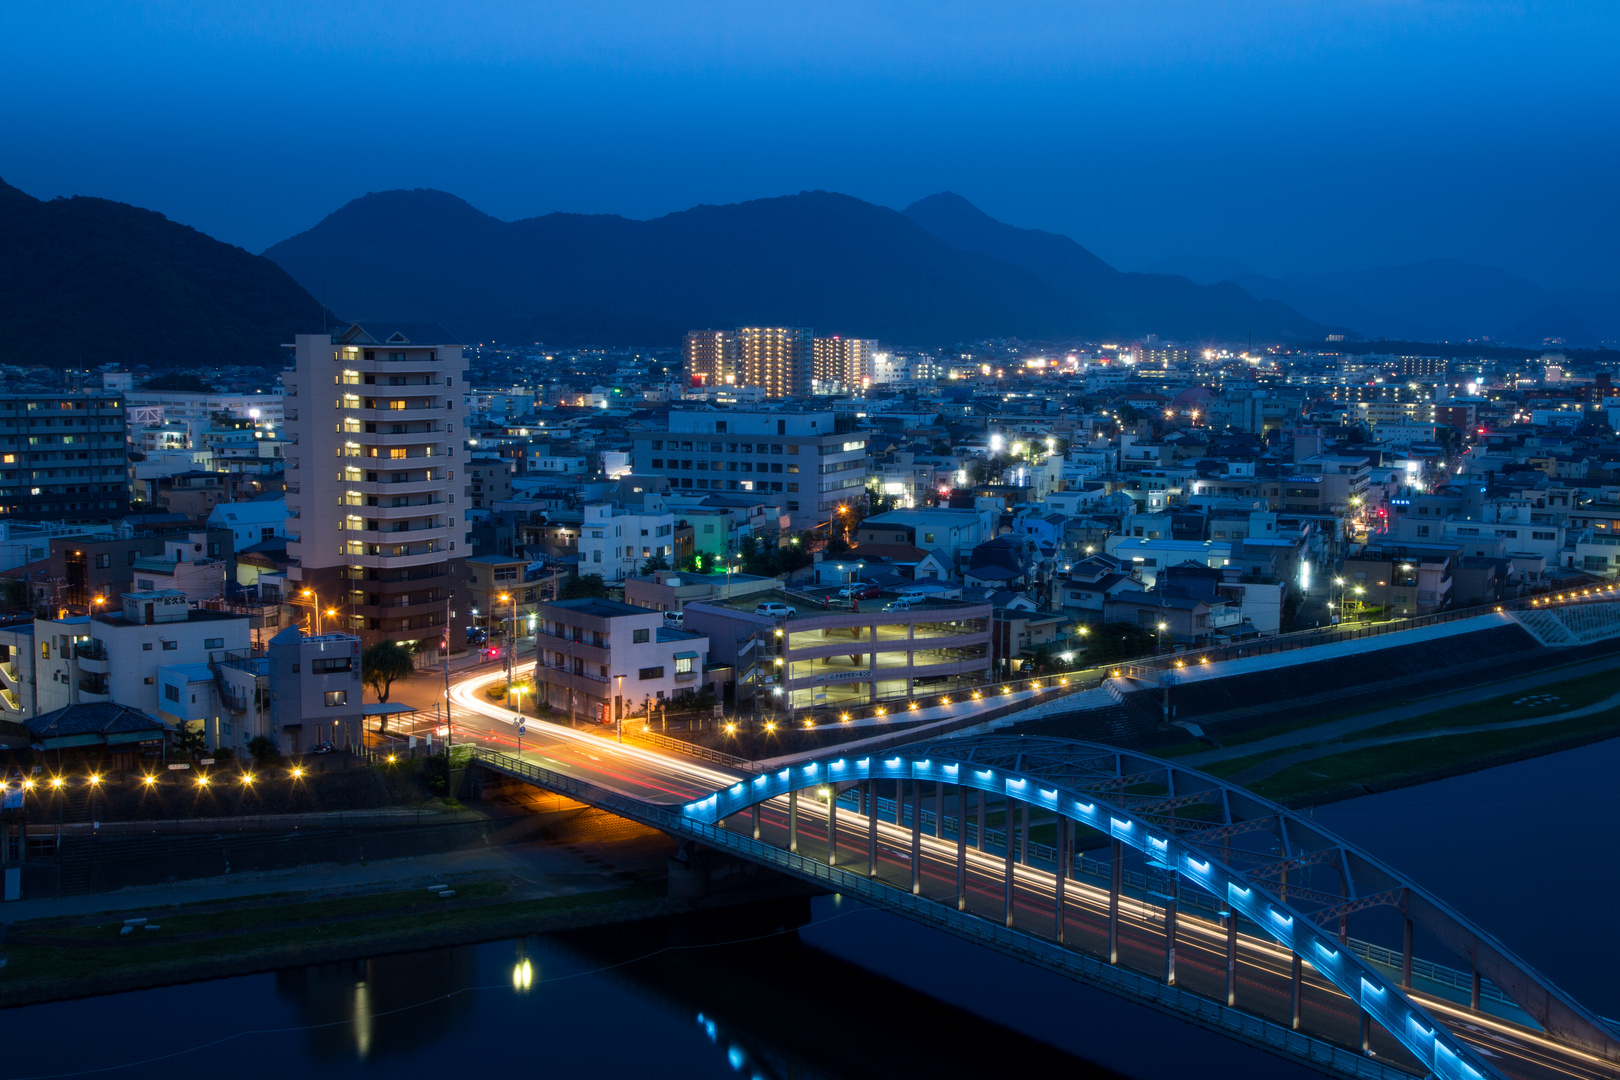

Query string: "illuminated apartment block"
[284, 323, 465, 659]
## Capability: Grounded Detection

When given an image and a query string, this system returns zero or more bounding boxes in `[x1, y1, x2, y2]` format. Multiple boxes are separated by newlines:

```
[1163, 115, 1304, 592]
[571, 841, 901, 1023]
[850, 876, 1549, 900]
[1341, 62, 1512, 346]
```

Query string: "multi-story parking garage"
[682, 591, 992, 711]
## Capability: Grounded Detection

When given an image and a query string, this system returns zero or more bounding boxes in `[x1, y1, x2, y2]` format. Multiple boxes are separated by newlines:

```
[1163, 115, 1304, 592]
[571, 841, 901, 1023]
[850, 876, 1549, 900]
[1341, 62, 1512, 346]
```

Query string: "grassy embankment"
[0, 878, 665, 1006]
[1219, 667, 1620, 805]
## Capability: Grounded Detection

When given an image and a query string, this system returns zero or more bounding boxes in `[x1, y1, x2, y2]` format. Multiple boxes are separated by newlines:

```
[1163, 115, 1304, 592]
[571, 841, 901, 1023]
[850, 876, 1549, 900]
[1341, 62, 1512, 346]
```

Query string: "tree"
[246, 734, 283, 768]
[1082, 622, 1160, 665]
[362, 640, 417, 721]
[639, 553, 670, 576]
[558, 573, 610, 600]
[173, 721, 208, 760]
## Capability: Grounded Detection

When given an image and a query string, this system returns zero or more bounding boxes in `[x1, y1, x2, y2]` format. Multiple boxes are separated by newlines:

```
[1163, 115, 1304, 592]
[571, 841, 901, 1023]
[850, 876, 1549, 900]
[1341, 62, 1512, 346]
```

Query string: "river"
[4, 740, 1610, 1080]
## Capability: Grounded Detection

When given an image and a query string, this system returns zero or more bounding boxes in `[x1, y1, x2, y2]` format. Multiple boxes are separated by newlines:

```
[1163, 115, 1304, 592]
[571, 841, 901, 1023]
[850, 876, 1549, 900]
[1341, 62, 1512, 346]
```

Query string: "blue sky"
[3, 1, 1617, 289]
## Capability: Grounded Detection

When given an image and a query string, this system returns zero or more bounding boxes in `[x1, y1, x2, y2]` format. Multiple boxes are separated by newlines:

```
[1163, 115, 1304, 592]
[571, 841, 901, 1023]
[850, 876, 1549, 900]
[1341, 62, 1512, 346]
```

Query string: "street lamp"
[614, 674, 626, 743]
[299, 588, 323, 636]
[499, 592, 515, 708]
[1157, 621, 1168, 655]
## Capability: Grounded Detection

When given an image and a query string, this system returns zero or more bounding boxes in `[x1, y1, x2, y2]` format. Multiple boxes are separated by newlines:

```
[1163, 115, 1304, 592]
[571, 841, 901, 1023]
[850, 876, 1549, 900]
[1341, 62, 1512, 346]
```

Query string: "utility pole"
[442, 597, 452, 757]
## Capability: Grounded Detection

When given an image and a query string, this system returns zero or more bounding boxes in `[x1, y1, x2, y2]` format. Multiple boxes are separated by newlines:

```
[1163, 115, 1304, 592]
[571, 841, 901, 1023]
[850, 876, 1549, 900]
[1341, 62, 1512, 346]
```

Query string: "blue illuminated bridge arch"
[677, 735, 1617, 1080]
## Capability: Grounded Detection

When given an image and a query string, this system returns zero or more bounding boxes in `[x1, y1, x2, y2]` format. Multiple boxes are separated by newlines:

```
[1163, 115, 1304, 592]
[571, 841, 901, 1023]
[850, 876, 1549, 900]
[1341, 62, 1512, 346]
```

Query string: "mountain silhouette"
[264, 189, 1330, 345]
[0, 178, 330, 367]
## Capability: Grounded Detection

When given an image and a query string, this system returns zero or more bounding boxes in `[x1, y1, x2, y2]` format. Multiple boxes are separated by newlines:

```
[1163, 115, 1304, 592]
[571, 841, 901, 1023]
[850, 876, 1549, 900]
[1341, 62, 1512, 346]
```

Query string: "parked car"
[311, 741, 336, 755]
[882, 599, 913, 612]
[754, 601, 795, 619]
[839, 583, 884, 600]
[663, 610, 684, 627]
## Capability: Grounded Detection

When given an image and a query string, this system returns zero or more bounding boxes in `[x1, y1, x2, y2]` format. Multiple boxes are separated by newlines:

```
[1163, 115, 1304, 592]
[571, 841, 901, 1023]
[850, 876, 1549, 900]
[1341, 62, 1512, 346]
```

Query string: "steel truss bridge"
[469, 735, 1617, 1080]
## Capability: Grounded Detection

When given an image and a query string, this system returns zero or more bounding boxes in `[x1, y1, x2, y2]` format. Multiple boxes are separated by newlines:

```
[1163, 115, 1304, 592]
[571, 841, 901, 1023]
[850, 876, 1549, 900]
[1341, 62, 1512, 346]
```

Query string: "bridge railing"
[844, 788, 1518, 1011]
[468, 746, 1413, 1080]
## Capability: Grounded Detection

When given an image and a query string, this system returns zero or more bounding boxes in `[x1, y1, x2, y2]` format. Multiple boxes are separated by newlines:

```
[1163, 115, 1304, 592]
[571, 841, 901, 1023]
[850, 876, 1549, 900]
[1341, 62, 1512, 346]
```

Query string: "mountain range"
[263, 189, 1334, 347]
[2, 172, 1612, 366]
[1142, 255, 1620, 347]
[0, 178, 330, 367]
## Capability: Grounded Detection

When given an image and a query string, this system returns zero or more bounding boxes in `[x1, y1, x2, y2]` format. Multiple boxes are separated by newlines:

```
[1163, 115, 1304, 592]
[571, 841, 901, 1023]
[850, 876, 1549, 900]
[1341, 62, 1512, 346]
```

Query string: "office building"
[738, 327, 813, 399]
[631, 410, 867, 532]
[684, 331, 739, 387]
[284, 323, 466, 658]
[0, 393, 128, 521]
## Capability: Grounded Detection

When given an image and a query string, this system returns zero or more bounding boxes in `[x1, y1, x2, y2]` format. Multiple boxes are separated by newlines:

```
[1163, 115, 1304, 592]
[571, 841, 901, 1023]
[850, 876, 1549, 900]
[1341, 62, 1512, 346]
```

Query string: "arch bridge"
[471, 735, 1617, 1080]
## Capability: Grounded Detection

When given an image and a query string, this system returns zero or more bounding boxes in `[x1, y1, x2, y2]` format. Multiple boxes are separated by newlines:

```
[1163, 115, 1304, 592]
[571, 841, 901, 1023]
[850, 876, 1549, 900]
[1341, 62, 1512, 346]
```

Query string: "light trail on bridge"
[448, 668, 1616, 1080]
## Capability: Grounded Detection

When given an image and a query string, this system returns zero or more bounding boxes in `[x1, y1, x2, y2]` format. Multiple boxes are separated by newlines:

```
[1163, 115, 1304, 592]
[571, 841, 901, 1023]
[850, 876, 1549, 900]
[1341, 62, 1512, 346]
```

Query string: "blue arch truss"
[682, 735, 1618, 1080]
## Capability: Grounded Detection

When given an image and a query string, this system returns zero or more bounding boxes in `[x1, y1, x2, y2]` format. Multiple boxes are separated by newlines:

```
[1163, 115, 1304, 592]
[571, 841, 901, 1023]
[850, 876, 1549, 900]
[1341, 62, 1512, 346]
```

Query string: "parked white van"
[754, 602, 795, 619]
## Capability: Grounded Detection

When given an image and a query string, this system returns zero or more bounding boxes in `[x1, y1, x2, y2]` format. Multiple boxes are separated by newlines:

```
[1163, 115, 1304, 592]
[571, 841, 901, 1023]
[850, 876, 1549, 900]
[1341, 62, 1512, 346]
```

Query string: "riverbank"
[1200, 665, 1620, 806]
[0, 861, 819, 1008]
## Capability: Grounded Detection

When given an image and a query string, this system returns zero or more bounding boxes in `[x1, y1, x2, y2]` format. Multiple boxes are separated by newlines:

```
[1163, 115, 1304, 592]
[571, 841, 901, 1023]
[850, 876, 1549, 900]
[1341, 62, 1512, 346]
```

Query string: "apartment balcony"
[0, 687, 18, 713]
[349, 476, 442, 496]
[1209, 609, 1245, 628]
[348, 497, 444, 517]
[361, 428, 444, 447]
[77, 675, 111, 701]
[341, 540, 451, 569]
[0, 661, 17, 693]
[353, 403, 443, 417]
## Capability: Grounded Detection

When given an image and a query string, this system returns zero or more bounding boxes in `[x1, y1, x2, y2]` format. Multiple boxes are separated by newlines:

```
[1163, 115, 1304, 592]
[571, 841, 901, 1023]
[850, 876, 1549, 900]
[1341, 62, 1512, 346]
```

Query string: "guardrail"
[468, 745, 1417, 1080]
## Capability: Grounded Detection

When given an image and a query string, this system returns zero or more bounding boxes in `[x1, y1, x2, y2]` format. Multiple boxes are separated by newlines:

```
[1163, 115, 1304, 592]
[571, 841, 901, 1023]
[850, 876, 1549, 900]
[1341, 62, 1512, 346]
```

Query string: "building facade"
[737, 327, 813, 399]
[631, 410, 867, 532]
[812, 336, 877, 391]
[684, 330, 739, 387]
[531, 597, 712, 724]
[0, 393, 128, 521]
[285, 324, 466, 658]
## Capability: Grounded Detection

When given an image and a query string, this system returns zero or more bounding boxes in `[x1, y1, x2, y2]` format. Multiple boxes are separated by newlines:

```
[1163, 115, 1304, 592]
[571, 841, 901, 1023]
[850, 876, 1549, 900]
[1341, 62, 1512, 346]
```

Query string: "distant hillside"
[0, 179, 332, 367]
[903, 194, 1333, 343]
[264, 189, 1330, 346]
[1144, 251, 1620, 346]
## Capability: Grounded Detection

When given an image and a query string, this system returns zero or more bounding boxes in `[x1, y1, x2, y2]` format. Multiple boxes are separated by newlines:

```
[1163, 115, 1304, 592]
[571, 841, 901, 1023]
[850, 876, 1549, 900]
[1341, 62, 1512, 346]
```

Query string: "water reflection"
[273, 947, 478, 1061]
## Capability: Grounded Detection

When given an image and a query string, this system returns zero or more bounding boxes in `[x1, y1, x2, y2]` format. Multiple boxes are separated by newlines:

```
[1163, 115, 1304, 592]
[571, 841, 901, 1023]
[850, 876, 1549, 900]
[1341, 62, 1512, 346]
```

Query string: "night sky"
[3, 1, 1616, 289]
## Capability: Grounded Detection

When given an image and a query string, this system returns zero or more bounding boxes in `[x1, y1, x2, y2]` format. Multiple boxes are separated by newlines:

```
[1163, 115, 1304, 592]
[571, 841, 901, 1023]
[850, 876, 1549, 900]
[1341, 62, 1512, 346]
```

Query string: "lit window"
[325, 690, 348, 706]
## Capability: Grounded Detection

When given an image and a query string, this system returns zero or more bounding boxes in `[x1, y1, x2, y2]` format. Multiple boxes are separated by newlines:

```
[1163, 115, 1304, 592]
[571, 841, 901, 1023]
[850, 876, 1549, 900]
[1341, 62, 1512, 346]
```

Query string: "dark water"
[4, 742, 1606, 1080]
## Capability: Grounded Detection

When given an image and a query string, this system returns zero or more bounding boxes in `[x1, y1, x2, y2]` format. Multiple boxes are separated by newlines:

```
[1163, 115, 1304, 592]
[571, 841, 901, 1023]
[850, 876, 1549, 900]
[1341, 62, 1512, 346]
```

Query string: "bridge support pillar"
[1401, 918, 1412, 989]
[909, 780, 922, 895]
[1359, 1011, 1370, 1055]
[1470, 967, 1481, 1012]
[788, 789, 798, 854]
[1019, 802, 1030, 865]
[1291, 952, 1303, 1030]
[827, 784, 838, 866]
[934, 780, 944, 838]
[956, 784, 968, 910]
[1054, 815, 1068, 943]
[976, 787, 986, 851]
[867, 783, 878, 878]
[1224, 912, 1237, 1007]
[1003, 808, 1016, 928]
[1108, 839, 1121, 964]
[1163, 896, 1177, 985]
[751, 800, 760, 841]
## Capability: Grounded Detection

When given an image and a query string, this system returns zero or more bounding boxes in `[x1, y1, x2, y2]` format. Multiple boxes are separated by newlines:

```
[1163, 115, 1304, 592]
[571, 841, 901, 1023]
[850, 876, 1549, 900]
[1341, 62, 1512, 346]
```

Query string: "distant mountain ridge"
[263, 189, 1333, 346]
[1143, 254, 1620, 346]
[0, 178, 330, 367]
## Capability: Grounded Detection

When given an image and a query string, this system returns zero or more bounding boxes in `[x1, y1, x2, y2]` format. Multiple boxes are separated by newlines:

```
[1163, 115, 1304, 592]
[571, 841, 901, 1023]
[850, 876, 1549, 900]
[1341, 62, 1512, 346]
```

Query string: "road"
[441, 667, 1612, 1080]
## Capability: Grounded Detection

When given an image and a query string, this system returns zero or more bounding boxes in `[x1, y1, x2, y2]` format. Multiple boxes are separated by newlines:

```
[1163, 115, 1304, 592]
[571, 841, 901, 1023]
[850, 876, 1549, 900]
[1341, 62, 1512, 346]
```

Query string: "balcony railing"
[73, 640, 108, 661]
[536, 660, 609, 683]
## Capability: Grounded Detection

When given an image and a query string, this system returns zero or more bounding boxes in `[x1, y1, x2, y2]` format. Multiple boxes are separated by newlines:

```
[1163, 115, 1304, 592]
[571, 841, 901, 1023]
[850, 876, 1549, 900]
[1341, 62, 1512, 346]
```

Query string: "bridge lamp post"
[499, 592, 515, 708]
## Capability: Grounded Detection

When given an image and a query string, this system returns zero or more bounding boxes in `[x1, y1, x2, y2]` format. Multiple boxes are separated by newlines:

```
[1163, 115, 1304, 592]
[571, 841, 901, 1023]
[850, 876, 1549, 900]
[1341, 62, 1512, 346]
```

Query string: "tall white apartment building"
[285, 324, 465, 659]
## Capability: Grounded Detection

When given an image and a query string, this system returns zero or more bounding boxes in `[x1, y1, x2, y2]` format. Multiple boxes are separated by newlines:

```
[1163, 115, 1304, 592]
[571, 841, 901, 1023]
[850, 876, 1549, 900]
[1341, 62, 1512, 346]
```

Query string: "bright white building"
[578, 499, 675, 581]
